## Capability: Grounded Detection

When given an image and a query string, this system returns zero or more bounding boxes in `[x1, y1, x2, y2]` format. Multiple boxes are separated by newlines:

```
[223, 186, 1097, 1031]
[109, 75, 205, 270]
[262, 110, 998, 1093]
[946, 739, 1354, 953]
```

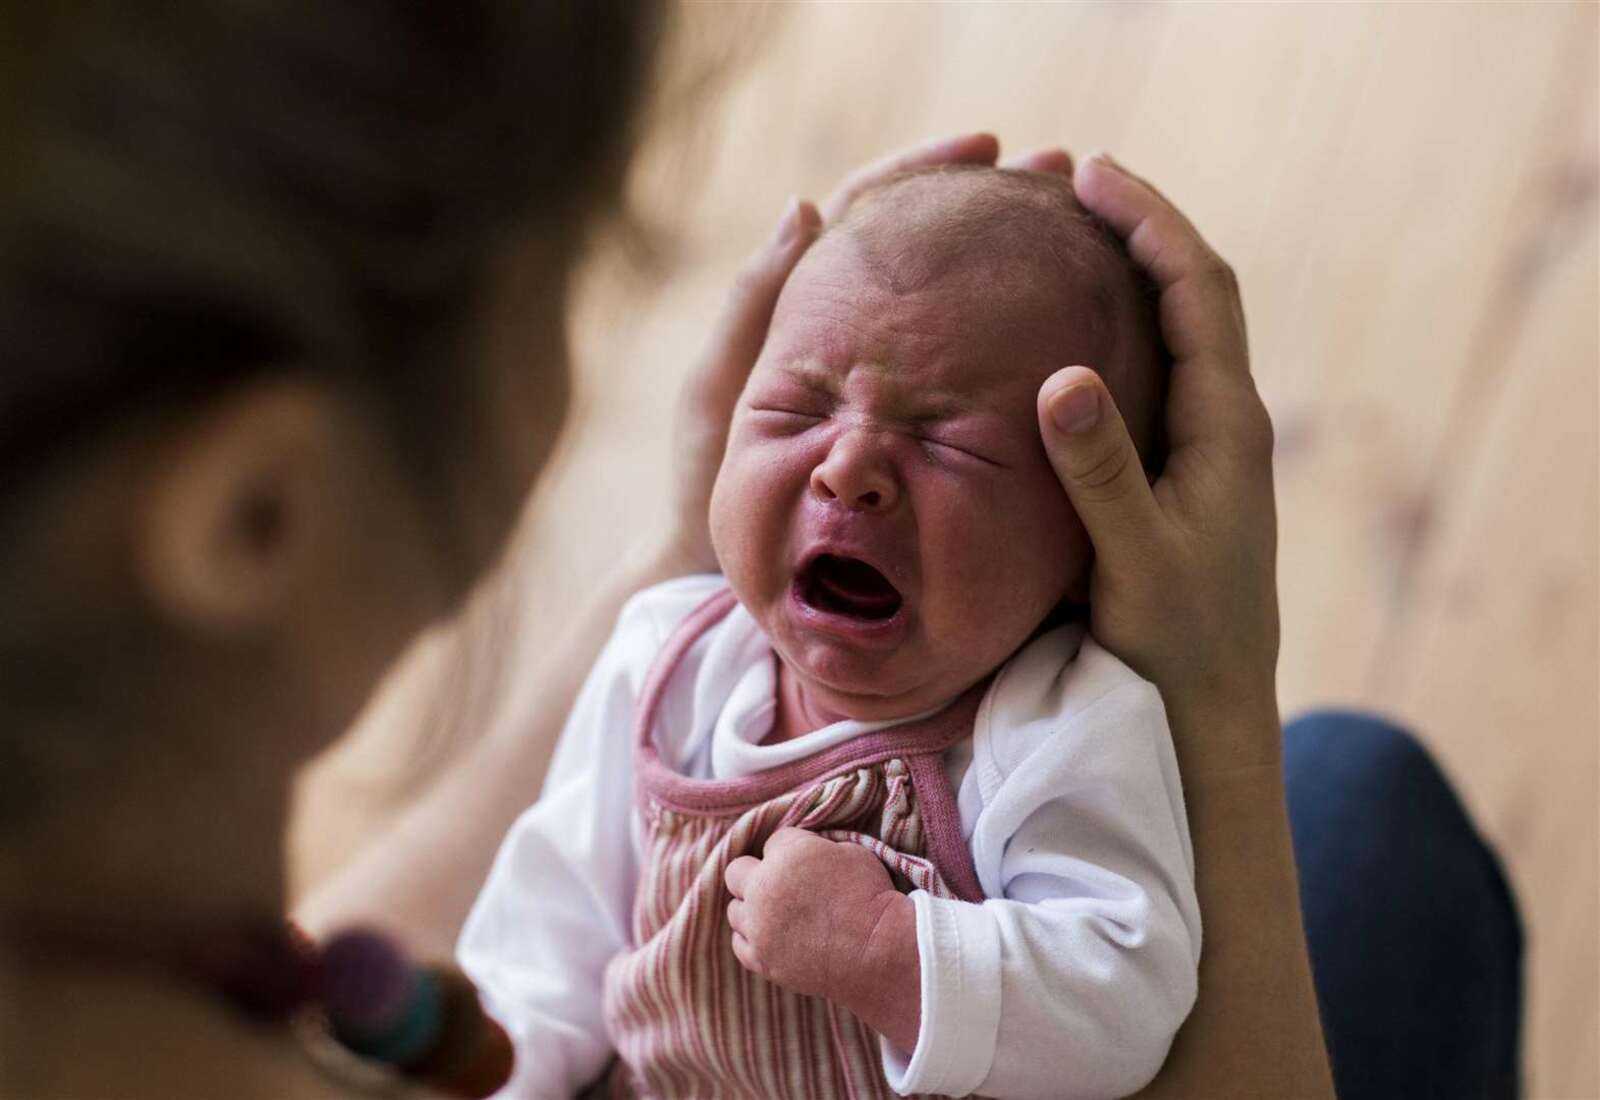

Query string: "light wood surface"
[295, 4, 1599, 1095]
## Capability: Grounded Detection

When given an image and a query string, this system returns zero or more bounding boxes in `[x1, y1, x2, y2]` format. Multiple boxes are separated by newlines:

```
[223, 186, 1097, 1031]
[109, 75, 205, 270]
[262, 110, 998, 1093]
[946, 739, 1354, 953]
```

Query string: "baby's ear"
[1036, 594, 1088, 639]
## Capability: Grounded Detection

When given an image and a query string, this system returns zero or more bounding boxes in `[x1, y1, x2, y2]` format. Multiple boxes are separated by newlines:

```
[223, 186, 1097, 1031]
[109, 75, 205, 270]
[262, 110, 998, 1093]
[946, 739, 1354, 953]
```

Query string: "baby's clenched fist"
[723, 827, 911, 1009]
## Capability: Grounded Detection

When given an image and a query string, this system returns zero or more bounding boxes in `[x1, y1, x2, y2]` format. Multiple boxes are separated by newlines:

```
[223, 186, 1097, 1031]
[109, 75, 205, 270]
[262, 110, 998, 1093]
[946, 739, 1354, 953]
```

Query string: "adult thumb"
[1037, 367, 1163, 556]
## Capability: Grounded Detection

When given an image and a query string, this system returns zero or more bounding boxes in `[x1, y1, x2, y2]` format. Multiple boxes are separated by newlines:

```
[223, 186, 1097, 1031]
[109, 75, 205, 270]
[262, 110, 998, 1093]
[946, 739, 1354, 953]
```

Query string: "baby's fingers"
[724, 855, 761, 899]
[730, 930, 763, 975]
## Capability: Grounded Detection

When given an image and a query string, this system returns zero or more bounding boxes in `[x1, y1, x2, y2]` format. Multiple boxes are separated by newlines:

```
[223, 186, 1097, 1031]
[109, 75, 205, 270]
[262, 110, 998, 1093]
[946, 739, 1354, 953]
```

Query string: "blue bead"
[333, 967, 443, 1067]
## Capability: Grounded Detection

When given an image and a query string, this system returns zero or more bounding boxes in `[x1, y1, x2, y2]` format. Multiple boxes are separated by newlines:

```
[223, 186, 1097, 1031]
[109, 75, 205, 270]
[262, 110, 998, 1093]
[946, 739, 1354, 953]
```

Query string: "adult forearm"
[295, 539, 699, 960]
[1136, 700, 1335, 1100]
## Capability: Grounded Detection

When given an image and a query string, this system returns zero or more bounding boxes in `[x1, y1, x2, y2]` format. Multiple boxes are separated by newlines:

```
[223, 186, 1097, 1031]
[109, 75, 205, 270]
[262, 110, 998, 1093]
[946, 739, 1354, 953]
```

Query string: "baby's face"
[710, 234, 1102, 721]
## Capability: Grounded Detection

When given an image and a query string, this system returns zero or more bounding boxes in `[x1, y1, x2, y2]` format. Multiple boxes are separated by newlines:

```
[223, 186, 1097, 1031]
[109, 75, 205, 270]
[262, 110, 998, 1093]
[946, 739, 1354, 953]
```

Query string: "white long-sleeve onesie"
[459, 575, 1200, 1099]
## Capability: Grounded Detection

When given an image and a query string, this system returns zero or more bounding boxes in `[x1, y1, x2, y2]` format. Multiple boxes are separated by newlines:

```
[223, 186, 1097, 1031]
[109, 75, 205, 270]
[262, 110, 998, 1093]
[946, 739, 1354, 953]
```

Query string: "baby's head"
[710, 166, 1163, 721]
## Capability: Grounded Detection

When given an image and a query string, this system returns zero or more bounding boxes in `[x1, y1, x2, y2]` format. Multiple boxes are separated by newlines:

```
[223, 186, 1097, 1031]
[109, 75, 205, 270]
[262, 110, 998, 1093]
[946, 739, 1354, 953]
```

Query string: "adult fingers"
[665, 196, 823, 572]
[724, 855, 761, 899]
[698, 197, 823, 399]
[727, 898, 748, 933]
[1071, 153, 1204, 285]
[1072, 154, 1249, 374]
[1038, 367, 1164, 556]
[820, 132, 999, 223]
[1161, 353, 1277, 465]
[999, 146, 1073, 176]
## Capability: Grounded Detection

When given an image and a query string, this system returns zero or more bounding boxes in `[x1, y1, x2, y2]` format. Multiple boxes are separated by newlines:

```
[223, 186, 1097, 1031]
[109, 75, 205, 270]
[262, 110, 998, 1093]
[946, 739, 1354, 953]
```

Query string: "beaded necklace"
[5, 914, 513, 1097]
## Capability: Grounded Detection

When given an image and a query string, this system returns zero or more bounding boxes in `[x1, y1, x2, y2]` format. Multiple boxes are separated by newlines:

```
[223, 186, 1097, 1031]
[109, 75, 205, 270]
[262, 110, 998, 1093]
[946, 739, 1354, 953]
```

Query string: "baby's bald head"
[716, 168, 1168, 719]
[830, 166, 1165, 464]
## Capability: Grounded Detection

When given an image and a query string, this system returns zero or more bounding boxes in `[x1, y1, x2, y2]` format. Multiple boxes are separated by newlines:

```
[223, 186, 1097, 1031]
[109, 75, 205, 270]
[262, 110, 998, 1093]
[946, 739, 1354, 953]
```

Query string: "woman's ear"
[134, 378, 340, 635]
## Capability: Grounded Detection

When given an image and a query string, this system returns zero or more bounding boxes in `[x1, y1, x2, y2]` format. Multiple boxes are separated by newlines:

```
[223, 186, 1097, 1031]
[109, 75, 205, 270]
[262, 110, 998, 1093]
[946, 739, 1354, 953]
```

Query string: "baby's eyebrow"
[771, 362, 840, 396]
[771, 361, 993, 422]
[904, 392, 982, 420]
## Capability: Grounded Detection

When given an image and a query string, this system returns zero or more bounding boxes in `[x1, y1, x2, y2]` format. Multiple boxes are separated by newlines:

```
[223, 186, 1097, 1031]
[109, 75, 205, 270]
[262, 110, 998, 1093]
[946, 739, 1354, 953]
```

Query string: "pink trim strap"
[632, 588, 986, 903]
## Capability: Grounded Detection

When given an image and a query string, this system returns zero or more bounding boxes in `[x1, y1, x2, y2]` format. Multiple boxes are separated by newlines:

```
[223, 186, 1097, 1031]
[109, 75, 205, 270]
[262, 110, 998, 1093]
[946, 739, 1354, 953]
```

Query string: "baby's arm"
[724, 828, 923, 1049]
[899, 677, 1201, 1100]
[726, 671, 1200, 1100]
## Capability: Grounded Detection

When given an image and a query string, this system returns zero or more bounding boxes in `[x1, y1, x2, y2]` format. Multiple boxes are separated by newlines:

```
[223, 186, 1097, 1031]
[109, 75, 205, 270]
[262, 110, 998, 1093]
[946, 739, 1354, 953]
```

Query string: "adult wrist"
[1162, 680, 1284, 780]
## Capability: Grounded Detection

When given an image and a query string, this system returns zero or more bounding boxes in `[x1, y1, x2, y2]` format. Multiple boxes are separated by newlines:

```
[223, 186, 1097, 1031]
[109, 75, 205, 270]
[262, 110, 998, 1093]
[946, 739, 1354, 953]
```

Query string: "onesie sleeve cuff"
[879, 890, 1001, 1097]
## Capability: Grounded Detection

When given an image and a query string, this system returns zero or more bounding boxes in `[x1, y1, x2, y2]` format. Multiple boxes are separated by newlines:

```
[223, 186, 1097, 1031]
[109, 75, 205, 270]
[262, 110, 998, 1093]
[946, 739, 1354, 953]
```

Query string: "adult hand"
[1035, 153, 1281, 775]
[1031, 156, 1333, 1099]
[661, 133, 1005, 574]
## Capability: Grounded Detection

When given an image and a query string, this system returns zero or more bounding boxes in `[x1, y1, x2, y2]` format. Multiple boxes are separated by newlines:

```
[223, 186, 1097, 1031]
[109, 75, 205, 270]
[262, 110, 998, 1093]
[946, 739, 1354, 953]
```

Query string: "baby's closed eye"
[745, 378, 832, 429]
[749, 401, 825, 418]
[912, 418, 1012, 469]
[916, 433, 1006, 468]
[748, 406, 827, 434]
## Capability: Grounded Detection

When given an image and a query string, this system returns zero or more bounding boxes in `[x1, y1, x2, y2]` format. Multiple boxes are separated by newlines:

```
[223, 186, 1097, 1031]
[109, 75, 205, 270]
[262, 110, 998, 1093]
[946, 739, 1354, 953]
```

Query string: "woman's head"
[0, 2, 660, 836]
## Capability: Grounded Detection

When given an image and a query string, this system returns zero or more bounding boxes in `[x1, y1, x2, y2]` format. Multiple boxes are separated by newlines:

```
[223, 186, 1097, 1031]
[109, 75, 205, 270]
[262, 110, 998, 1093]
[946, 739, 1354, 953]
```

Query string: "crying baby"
[460, 165, 1200, 1100]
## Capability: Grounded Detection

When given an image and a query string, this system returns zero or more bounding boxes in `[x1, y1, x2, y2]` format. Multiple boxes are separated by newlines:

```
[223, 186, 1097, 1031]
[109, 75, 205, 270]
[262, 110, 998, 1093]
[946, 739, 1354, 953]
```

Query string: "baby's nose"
[810, 434, 899, 513]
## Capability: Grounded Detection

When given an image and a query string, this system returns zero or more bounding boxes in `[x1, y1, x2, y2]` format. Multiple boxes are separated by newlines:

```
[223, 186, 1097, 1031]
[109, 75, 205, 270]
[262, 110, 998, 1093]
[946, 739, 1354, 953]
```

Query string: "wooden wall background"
[295, 4, 1599, 1095]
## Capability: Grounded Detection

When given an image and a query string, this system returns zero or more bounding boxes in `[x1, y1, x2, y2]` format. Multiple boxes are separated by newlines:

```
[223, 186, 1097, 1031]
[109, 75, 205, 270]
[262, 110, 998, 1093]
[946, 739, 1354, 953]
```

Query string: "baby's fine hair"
[834, 166, 1167, 468]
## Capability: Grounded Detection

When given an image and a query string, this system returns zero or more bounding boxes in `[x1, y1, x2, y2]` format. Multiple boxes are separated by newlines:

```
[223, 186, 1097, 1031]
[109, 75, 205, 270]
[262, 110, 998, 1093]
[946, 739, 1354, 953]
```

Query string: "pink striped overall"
[599, 589, 987, 1099]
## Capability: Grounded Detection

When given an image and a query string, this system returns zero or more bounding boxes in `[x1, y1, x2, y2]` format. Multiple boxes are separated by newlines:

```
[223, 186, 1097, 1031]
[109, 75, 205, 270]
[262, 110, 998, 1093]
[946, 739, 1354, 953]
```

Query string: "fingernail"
[1090, 150, 1123, 172]
[1049, 383, 1101, 434]
[774, 195, 803, 246]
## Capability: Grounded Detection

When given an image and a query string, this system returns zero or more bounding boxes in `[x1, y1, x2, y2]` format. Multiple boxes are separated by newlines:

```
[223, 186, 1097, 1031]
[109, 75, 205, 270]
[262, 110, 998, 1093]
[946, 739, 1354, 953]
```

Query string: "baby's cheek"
[1048, 510, 1094, 604]
[953, 481, 1084, 623]
[919, 512, 1033, 642]
[710, 451, 772, 587]
[1021, 481, 1092, 601]
[711, 439, 807, 597]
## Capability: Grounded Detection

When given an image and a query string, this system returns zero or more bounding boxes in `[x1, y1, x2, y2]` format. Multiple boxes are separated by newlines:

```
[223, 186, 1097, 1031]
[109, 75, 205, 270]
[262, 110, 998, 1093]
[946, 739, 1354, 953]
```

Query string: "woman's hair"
[0, 0, 665, 825]
[0, 0, 663, 502]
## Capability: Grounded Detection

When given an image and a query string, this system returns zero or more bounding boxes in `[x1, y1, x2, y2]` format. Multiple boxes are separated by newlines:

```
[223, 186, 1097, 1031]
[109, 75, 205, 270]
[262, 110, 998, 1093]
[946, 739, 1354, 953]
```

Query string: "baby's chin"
[771, 630, 970, 724]
[799, 677, 963, 726]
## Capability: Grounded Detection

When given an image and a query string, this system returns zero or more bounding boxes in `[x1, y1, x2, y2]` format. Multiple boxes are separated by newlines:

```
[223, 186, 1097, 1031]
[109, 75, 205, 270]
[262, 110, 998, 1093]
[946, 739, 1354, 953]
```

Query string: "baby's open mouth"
[797, 554, 903, 621]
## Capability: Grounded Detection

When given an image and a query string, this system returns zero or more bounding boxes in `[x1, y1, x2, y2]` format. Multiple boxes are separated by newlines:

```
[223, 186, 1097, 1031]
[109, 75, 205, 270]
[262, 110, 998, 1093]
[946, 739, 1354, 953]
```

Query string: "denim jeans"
[1285, 711, 1524, 1100]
